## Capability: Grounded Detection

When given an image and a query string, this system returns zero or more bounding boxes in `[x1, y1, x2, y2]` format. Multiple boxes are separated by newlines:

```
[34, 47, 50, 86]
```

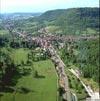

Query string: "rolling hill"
[0, 8, 99, 35]
[37, 7, 99, 35]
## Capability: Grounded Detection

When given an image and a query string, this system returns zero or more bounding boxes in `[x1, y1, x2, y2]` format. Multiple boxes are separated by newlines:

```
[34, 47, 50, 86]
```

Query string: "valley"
[0, 7, 99, 101]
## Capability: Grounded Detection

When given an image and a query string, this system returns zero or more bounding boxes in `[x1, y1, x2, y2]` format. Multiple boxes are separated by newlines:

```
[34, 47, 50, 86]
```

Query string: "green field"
[0, 30, 9, 35]
[12, 48, 30, 64]
[0, 49, 57, 101]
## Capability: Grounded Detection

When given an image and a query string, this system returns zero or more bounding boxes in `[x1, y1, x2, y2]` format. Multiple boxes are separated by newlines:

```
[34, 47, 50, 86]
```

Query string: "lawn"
[0, 48, 58, 101]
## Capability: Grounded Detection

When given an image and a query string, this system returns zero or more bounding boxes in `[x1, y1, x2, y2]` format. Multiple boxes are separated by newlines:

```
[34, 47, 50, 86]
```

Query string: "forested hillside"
[60, 39, 99, 91]
[38, 8, 99, 34]
[1, 8, 99, 35]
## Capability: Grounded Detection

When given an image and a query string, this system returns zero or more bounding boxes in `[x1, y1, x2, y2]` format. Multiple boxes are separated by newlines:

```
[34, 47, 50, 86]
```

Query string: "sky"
[0, 0, 99, 13]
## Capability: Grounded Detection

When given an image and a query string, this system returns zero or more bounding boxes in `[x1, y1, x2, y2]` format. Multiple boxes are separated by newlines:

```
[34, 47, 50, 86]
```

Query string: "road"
[69, 69, 100, 101]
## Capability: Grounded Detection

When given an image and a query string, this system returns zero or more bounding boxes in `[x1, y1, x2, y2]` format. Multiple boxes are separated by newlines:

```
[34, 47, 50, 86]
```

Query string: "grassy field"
[0, 48, 57, 101]
[0, 30, 9, 35]
[12, 48, 30, 64]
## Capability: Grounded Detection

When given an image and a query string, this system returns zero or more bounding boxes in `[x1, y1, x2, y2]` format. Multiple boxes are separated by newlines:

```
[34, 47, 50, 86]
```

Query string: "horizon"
[0, 0, 99, 13]
[0, 7, 99, 14]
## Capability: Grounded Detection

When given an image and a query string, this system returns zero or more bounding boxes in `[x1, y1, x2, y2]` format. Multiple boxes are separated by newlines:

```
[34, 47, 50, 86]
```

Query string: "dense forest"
[60, 39, 99, 85]
[38, 8, 99, 34]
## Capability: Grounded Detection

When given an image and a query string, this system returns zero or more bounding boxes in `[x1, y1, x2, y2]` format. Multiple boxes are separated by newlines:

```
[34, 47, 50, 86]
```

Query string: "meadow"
[0, 49, 57, 101]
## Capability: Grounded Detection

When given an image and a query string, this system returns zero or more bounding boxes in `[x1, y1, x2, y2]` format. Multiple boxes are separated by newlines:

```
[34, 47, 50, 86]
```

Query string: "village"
[10, 27, 99, 101]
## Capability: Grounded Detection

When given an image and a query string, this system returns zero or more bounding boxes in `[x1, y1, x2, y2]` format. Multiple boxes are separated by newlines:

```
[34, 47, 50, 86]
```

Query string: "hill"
[37, 8, 99, 35]
[0, 8, 99, 35]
